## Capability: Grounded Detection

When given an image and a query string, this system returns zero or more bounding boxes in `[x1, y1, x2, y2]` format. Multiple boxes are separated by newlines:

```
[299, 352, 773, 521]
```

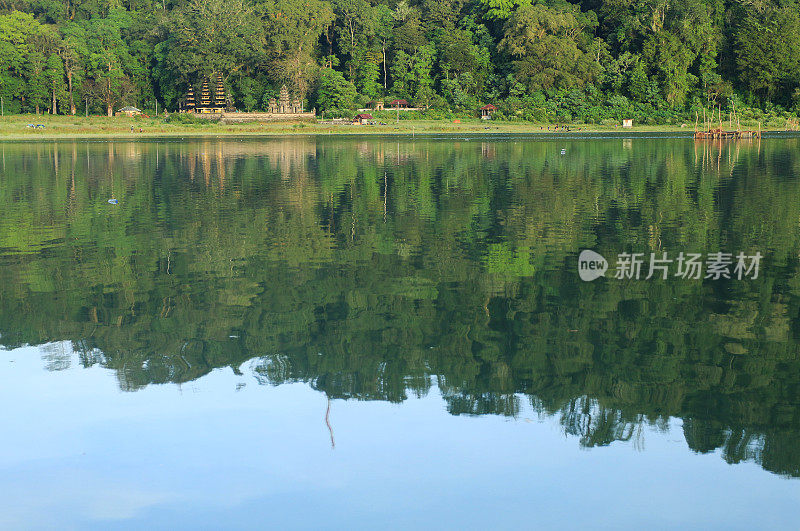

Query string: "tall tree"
[500, 3, 598, 92]
[58, 23, 88, 115]
[735, 6, 800, 104]
[314, 66, 357, 110]
[260, 0, 334, 95]
[0, 11, 41, 112]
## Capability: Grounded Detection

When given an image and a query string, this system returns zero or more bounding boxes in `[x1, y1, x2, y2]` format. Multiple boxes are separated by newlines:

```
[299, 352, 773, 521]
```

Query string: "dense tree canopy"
[0, 0, 799, 119]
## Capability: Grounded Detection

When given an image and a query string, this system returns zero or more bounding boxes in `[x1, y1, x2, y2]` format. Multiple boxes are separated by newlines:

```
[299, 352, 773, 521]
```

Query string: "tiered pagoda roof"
[214, 74, 226, 108]
[199, 79, 212, 107]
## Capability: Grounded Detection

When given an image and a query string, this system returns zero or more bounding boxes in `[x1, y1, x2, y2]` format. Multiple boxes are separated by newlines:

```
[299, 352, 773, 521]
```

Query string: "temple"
[186, 74, 227, 114]
[266, 85, 304, 114]
[182, 79, 314, 121]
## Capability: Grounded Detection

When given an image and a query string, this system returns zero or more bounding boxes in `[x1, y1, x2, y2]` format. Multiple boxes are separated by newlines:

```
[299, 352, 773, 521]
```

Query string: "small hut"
[390, 99, 409, 108]
[366, 100, 385, 111]
[117, 106, 141, 117]
[353, 113, 373, 125]
[480, 104, 496, 120]
[622, 119, 633, 128]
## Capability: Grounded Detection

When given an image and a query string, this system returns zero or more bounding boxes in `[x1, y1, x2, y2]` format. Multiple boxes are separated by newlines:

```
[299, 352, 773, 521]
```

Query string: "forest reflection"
[1, 136, 799, 478]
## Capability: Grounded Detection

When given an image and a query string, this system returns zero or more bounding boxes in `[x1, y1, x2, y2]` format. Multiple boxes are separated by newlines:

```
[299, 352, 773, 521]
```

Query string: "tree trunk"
[52, 86, 57, 115]
[68, 71, 75, 115]
[383, 45, 388, 90]
[106, 74, 113, 117]
[349, 21, 355, 53]
[106, 63, 114, 117]
[325, 28, 332, 58]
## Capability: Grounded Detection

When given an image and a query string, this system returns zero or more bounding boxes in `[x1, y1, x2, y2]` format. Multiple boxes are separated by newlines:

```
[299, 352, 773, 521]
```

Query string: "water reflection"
[1, 136, 799, 478]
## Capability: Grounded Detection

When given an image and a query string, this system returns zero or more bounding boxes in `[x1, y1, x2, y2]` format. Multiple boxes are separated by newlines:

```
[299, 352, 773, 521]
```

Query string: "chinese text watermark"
[578, 250, 762, 282]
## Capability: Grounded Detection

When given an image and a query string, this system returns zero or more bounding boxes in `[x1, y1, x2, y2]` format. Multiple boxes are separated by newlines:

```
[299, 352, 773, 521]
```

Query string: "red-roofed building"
[480, 104, 496, 120]
[390, 99, 409, 108]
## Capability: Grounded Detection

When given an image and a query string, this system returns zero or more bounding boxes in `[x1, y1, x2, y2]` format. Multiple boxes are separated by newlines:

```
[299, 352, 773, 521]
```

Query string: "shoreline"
[0, 116, 796, 140]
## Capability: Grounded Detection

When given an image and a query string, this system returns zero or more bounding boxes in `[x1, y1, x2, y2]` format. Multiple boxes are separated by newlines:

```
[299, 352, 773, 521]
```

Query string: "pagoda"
[185, 85, 196, 112]
[197, 79, 213, 113]
[214, 74, 226, 110]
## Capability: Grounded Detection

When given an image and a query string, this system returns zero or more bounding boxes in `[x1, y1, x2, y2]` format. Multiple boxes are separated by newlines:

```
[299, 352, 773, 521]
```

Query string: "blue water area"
[0, 136, 799, 528]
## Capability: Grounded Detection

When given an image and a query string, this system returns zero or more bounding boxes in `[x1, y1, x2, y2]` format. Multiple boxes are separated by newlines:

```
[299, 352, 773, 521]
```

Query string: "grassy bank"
[0, 114, 792, 140]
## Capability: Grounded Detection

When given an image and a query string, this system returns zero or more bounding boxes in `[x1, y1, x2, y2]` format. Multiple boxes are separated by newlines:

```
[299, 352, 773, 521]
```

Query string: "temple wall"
[220, 112, 316, 123]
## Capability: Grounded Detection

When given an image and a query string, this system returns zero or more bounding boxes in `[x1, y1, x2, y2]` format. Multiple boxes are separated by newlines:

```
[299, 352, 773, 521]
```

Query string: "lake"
[1, 135, 799, 528]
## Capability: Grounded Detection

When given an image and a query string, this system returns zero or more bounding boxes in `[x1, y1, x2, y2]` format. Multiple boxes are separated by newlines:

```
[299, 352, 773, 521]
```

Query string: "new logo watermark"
[578, 250, 609, 281]
[578, 250, 762, 281]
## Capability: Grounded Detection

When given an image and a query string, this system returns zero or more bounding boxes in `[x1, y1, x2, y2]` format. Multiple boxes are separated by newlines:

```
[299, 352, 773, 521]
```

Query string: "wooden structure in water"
[694, 128, 760, 139]
[694, 106, 760, 140]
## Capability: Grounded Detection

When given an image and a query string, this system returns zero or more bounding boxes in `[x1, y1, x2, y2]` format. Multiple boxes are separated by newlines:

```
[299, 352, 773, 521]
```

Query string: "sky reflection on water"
[2, 343, 799, 530]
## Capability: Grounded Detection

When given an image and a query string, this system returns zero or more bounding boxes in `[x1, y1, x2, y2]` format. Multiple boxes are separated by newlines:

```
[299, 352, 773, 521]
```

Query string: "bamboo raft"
[693, 106, 761, 140]
[694, 128, 760, 139]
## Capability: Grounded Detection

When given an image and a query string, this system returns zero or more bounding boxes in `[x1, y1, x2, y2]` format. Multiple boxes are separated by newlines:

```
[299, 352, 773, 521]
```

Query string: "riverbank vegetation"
[1, 114, 798, 139]
[1, 0, 799, 125]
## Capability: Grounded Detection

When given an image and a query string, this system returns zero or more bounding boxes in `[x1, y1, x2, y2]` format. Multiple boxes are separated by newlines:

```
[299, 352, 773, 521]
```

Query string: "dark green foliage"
[735, 6, 800, 103]
[0, 0, 798, 119]
[315, 67, 358, 111]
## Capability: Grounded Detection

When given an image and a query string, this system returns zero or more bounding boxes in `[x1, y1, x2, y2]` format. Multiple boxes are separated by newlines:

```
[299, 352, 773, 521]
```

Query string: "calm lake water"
[1, 135, 799, 528]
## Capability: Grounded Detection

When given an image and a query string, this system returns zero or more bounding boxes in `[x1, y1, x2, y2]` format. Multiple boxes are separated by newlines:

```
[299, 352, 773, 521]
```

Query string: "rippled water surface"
[1, 135, 799, 528]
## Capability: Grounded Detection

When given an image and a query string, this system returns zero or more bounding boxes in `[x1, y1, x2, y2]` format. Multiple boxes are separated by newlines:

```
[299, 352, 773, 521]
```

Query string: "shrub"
[165, 113, 214, 125]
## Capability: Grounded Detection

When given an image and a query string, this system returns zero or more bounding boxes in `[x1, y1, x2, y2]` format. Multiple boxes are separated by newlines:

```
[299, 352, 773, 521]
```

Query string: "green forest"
[1, 0, 800, 123]
[1, 137, 799, 476]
